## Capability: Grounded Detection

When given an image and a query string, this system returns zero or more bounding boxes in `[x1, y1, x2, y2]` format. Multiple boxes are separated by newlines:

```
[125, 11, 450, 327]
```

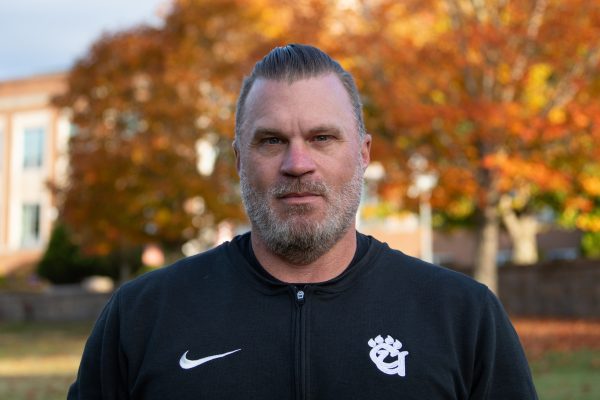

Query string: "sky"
[0, 0, 170, 81]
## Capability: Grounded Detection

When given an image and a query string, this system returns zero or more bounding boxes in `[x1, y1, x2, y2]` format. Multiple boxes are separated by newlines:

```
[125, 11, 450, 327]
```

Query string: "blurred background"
[0, 0, 599, 398]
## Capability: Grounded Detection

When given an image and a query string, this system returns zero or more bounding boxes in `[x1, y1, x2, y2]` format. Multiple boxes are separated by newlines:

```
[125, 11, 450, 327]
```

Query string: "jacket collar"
[224, 231, 386, 295]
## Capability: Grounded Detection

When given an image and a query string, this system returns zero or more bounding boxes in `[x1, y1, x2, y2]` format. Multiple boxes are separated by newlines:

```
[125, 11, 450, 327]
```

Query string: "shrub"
[581, 232, 600, 259]
[37, 225, 106, 284]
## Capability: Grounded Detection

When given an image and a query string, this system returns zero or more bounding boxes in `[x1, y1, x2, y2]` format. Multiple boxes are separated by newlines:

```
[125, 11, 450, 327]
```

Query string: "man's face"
[235, 74, 371, 265]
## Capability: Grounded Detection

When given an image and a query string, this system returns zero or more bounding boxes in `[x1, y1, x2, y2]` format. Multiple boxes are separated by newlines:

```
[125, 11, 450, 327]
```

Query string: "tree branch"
[502, 0, 548, 102]
[499, 194, 521, 238]
[542, 46, 600, 115]
[445, 0, 479, 97]
[469, 0, 487, 23]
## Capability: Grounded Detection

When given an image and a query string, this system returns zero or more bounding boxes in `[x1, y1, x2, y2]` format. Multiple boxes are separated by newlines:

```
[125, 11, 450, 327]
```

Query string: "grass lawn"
[0, 320, 598, 399]
[531, 350, 600, 400]
[0, 322, 92, 400]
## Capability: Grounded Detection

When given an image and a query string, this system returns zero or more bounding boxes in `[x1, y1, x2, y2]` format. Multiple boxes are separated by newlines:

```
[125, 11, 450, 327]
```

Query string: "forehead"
[240, 74, 356, 139]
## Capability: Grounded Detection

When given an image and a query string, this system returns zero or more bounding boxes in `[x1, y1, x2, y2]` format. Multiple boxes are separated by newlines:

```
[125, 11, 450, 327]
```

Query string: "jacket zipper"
[293, 286, 308, 400]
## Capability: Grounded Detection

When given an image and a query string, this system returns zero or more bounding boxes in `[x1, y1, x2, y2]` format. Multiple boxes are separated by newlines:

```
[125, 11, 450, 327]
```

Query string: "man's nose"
[280, 141, 316, 177]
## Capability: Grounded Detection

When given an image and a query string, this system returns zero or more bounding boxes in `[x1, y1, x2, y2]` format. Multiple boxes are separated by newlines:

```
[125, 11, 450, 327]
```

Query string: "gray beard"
[240, 163, 364, 265]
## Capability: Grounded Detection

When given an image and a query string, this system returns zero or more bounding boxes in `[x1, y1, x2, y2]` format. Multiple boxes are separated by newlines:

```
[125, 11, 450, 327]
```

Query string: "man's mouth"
[271, 180, 328, 201]
[279, 192, 320, 199]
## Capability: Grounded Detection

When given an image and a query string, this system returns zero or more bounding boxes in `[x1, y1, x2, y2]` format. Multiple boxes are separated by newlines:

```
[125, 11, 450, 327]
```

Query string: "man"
[69, 44, 538, 399]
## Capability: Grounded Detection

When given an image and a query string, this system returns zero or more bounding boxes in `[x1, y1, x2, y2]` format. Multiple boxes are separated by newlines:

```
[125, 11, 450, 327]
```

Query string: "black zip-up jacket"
[68, 233, 538, 399]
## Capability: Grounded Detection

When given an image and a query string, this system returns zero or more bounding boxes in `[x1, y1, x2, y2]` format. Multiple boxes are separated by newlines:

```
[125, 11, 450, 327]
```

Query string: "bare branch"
[445, 0, 479, 97]
[469, 0, 487, 22]
[466, 1, 503, 101]
[502, 0, 549, 102]
[542, 46, 600, 115]
[488, 0, 509, 29]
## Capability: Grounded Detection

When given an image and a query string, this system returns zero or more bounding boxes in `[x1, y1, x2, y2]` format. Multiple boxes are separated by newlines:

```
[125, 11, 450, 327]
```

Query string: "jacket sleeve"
[67, 290, 129, 399]
[469, 289, 538, 400]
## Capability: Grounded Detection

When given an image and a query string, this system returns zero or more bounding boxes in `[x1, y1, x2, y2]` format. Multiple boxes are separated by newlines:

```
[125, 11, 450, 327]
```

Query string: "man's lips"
[279, 192, 320, 199]
[277, 192, 323, 205]
[271, 181, 328, 201]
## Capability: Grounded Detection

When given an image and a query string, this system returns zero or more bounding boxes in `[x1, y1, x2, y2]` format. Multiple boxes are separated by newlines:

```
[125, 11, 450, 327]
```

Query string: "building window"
[69, 123, 79, 137]
[23, 127, 45, 168]
[21, 203, 41, 247]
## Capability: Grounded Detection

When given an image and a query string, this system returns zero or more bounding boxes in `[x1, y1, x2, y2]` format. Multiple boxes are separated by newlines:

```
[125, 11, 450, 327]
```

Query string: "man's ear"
[232, 139, 241, 173]
[361, 133, 372, 170]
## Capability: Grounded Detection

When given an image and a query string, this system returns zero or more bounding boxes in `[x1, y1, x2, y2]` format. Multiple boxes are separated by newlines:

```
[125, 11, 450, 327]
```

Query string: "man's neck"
[250, 228, 357, 283]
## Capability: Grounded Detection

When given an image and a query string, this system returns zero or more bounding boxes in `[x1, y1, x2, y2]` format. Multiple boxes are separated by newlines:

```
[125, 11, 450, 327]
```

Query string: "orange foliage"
[53, 0, 341, 255]
[353, 0, 600, 220]
[53, 0, 600, 262]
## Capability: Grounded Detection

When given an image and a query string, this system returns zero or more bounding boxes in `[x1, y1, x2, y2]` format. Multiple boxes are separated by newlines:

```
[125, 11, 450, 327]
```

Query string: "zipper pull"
[296, 289, 305, 306]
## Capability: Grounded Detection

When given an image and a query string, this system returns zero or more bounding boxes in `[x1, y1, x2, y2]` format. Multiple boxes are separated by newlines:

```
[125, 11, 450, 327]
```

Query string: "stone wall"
[0, 285, 111, 322]
[498, 260, 600, 319]
[0, 260, 598, 322]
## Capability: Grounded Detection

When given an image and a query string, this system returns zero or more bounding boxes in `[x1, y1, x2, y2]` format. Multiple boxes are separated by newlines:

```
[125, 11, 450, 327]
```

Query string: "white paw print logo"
[368, 334, 409, 377]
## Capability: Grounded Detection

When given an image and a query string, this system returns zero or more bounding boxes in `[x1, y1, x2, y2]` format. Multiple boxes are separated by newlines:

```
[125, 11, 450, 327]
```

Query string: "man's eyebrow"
[308, 125, 342, 135]
[251, 127, 283, 140]
[250, 125, 342, 139]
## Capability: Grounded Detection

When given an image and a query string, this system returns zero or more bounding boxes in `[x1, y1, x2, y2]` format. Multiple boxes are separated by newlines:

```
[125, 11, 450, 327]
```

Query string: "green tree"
[37, 224, 101, 284]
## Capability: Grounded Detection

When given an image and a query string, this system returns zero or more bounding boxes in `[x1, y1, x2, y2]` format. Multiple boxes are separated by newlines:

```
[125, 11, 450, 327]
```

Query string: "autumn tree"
[52, 0, 348, 276]
[560, 164, 600, 259]
[53, 0, 600, 289]
[349, 0, 600, 292]
[53, 26, 229, 278]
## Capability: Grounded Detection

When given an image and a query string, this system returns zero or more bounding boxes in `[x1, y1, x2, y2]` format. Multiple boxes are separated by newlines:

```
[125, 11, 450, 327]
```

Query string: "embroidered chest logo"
[368, 335, 409, 377]
[179, 349, 241, 370]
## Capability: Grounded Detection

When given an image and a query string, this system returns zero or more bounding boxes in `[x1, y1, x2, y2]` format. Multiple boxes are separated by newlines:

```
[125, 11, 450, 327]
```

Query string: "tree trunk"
[500, 204, 539, 265]
[500, 196, 540, 265]
[117, 242, 132, 285]
[119, 260, 131, 285]
[473, 203, 500, 294]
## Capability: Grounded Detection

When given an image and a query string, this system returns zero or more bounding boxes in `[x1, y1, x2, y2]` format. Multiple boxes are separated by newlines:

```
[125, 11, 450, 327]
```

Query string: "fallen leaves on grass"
[514, 318, 600, 359]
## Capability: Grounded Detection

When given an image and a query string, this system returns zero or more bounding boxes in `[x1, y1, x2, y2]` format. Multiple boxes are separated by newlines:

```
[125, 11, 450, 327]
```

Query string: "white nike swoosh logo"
[179, 349, 241, 370]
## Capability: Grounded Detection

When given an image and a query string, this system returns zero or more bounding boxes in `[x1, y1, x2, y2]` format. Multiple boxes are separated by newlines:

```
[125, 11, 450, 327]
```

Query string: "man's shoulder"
[117, 240, 234, 299]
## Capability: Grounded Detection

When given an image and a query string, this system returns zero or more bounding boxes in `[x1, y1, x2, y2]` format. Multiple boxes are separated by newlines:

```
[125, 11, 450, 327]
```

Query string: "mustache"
[270, 179, 329, 198]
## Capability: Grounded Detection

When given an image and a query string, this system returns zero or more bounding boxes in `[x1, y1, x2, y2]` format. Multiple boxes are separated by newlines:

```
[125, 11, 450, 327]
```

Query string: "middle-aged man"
[68, 44, 538, 399]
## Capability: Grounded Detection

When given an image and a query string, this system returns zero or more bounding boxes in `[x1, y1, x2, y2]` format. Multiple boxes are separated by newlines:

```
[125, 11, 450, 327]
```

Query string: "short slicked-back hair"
[235, 44, 366, 140]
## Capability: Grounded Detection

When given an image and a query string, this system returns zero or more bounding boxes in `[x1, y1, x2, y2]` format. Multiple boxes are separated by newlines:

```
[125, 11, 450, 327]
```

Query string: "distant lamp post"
[408, 154, 438, 264]
[364, 162, 385, 194]
[359, 162, 385, 228]
[195, 132, 219, 176]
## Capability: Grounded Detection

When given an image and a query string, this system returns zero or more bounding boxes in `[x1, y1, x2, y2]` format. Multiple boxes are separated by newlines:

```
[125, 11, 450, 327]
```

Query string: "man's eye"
[262, 137, 282, 145]
[313, 135, 331, 142]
